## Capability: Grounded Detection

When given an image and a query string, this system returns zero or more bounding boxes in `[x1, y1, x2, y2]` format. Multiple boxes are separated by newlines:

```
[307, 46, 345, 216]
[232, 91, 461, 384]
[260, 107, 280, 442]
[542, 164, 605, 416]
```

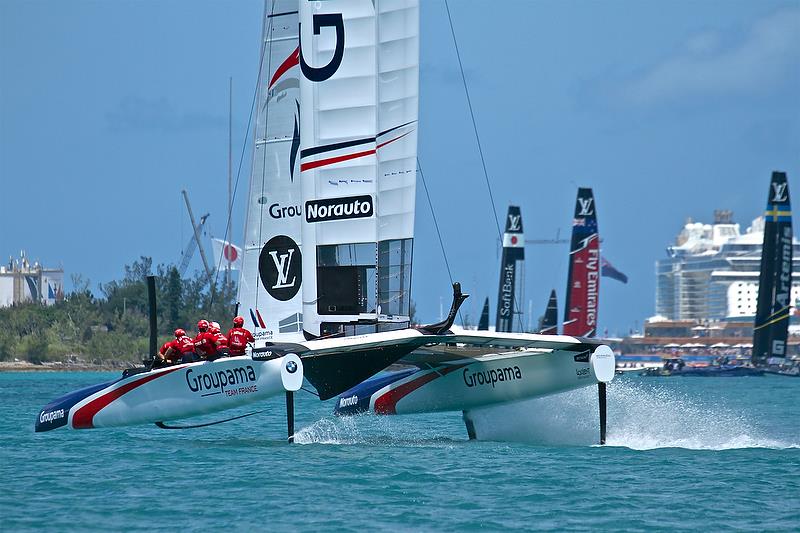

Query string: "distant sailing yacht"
[753, 171, 799, 376]
[495, 206, 525, 332]
[563, 187, 600, 337]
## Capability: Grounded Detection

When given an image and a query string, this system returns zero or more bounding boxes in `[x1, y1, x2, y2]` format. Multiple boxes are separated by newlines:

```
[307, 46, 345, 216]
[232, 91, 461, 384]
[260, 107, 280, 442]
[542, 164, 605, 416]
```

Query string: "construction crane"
[180, 190, 214, 285]
[178, 212, 210, 277]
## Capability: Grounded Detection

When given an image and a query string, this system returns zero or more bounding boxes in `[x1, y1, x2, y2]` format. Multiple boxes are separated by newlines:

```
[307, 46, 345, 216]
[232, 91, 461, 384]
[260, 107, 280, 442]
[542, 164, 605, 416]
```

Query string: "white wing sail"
[298, 0, 419, 337]
[239, 0, 304, 342]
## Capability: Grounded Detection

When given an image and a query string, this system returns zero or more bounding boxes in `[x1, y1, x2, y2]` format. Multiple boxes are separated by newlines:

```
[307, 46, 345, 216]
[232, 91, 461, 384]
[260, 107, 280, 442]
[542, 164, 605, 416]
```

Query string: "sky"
[1, 0, 799, 335]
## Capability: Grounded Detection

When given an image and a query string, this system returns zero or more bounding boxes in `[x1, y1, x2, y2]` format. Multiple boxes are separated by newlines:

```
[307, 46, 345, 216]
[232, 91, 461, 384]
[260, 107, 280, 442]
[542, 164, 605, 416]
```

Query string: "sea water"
[1, 372, 798, 531]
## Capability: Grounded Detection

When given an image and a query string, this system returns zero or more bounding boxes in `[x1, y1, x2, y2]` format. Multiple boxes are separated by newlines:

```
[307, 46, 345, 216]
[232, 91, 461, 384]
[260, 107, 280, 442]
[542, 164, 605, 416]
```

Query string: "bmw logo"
[285, 360, 298, 374]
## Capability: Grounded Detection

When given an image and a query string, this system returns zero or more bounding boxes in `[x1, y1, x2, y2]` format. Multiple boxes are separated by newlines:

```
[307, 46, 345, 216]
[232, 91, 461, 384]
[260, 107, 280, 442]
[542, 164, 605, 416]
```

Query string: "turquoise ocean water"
[1, 372, 798, 531]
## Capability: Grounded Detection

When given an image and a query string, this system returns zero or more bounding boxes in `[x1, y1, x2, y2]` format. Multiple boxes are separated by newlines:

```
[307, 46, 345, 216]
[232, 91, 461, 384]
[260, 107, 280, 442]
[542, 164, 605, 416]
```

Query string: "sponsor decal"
[776, 226, 792, 309]
[305, 195, 373, 223]
[575, 367, 590, 378]
[185, 365, 258, 397]
[299, 13, 345, 82]
[290, 100, 300, 181]
[39, 408, 66, 424]
[253, 330, 274, 341]
[507, 214, 521, 232]
[772, 182, 788, 203]
[578, 197, 594, 216]
[462, 366, 522, 388]
[499, 263, 514, 319]
[269, 203, 302, 219]
[339, 395, 359, 408]
[573, 351, 590, 363]
[259, 235, 302, 301]
[586, 248, 599, 328]
[772, 340, 786, 356]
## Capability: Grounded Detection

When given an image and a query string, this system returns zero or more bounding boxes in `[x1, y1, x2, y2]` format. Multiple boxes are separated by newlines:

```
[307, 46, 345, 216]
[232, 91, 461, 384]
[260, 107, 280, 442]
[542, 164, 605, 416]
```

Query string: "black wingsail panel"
[753, 171, 793, 366]
[563, 188, 599, 337]
[540, 289, 558, 335]
[495, 206, 525, 332]
[478, 297, 490, 330]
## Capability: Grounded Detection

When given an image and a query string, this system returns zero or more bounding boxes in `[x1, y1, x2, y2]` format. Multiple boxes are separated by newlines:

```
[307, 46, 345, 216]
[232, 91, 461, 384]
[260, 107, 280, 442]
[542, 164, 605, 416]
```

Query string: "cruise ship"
[655, 210, 800, 322]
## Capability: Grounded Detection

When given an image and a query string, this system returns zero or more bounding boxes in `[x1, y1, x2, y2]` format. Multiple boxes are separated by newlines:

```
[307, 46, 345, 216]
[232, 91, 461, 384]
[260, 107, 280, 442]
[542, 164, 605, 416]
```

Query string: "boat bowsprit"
[35, 354, 303, 432]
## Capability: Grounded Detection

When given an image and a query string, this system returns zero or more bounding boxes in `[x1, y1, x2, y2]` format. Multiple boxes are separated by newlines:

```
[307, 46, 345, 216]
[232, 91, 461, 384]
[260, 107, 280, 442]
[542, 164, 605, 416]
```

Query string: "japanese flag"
[211, 238, 242, 270]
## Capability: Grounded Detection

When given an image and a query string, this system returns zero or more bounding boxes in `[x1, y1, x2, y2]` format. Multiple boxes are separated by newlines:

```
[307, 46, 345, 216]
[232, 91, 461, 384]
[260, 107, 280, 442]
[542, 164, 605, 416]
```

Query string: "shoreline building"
[0, 251, 64, 307]
[655, 211, 800, 322]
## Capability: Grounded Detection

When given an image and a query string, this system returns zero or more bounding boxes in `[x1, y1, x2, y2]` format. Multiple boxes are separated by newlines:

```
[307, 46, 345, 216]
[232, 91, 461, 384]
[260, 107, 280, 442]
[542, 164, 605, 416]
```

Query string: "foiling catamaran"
[36, 0, 615, 442]
[333, 191, 613, 441]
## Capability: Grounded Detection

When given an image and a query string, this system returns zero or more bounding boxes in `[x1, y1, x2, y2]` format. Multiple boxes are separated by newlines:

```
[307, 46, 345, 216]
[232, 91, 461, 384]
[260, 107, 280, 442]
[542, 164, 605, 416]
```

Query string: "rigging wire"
[207, 5, 274, 312]
[444, 0, 525, 331]
[443, 0, 502, 242]
[418, 158, 464, 327]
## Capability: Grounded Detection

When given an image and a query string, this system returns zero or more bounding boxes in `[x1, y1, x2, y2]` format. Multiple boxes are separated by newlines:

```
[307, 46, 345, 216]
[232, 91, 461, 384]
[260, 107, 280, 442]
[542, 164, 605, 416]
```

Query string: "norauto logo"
[305, 195, 373, 223]
[338, 395, 359, 408]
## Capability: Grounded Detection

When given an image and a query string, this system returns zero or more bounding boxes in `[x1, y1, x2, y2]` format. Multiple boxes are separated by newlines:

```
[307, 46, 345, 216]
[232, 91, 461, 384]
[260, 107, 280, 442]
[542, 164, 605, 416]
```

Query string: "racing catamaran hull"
[335, 342, 615, 416]
[36, 355, 302, 432]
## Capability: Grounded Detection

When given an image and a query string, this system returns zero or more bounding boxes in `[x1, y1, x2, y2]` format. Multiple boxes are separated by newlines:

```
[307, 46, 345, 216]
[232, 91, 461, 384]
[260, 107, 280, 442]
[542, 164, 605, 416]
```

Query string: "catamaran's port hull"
[335, 345, 614, 416]
[36, 355, 298, 432]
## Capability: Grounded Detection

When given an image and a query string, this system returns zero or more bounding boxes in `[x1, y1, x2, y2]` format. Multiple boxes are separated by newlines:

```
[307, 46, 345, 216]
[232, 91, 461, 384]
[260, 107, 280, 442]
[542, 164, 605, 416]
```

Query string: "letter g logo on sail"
[300, 13, 345, 82]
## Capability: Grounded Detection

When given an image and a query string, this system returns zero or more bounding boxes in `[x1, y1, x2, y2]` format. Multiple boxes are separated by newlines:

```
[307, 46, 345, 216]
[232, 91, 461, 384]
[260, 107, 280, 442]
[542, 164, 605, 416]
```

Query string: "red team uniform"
[227, 316, 254, 356]
[193, 331, 219, 359]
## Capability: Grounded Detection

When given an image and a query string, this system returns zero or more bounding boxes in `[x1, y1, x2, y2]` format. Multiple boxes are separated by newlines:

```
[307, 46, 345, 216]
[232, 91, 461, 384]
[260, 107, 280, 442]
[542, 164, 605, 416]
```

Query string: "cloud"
[622, 7, 800, 105]
[106, 96, 226, 132]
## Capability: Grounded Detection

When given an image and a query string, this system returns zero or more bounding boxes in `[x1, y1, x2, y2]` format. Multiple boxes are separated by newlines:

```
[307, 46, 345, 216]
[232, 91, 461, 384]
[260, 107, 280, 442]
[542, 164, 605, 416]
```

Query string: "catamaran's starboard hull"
[36, 355, 301, 432]
[335, 345, 614, 416]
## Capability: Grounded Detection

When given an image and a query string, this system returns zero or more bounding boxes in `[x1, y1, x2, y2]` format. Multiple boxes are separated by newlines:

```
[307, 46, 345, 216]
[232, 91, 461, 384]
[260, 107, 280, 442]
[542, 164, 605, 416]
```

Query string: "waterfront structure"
[0, 251, 63, 307]
[655, 211, 800, 322]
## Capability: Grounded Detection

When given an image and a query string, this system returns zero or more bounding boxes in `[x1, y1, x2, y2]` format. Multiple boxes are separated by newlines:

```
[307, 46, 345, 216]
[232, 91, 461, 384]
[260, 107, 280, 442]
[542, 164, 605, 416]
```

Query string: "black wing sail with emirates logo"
[753, 171, 793, 366]
[495, 206, 525, 332]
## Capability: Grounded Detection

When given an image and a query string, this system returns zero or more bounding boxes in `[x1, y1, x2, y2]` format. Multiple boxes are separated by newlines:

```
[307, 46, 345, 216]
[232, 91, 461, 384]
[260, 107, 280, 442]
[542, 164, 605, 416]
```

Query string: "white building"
[655, 212, 800, 321]
[0, 251, 64, 307]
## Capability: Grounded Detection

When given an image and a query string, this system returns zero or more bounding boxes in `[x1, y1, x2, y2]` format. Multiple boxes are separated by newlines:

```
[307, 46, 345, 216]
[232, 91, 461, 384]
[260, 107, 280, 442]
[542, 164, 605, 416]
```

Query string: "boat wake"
[467, 380, 799, 450]
[293, 415, 461, 448]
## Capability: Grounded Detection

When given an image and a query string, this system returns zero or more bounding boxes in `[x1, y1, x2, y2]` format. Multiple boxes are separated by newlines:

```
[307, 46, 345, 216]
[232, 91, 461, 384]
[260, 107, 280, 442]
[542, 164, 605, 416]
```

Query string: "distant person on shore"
[193, 319, 220, 361]
[226, 316, 254, 357]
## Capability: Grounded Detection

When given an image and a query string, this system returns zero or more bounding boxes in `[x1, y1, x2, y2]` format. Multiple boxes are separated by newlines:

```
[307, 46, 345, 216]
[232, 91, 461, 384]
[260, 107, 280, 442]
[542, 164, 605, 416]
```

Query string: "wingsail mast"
[540, 289, 558, 334]
[298, 1, 419, 338]
[563, 188, 599, 337]
[753, 171, 793, 366]
[238, 1, 304, 342]
[495, 206, 525, 332]
[477, 297, 490, 330]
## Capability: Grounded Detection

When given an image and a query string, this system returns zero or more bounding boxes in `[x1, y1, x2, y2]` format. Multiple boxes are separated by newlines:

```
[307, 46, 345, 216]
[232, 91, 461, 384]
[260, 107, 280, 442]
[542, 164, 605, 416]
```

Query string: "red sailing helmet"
[233, 316, 244, 327]
[174, 329, 186, 338]
[197, 319, 209, 331]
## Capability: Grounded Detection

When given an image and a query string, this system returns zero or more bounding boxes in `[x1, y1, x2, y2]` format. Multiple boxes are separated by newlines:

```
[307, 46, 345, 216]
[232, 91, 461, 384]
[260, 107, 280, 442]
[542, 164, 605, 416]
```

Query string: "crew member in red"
[193, 319, 219, 361]
[210, 321, 228, 350]
[174, 329, 198, 363]
[156, 330, 183, 366]
[227, 316, 254, 357]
